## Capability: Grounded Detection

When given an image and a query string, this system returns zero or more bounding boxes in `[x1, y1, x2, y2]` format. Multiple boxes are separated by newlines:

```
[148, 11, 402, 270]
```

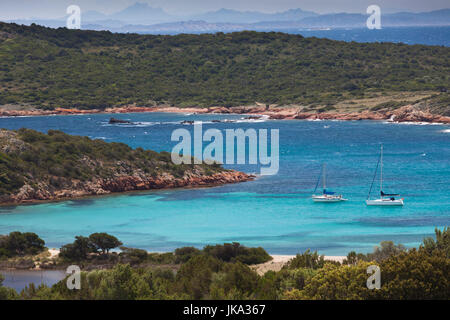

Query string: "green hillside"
[0, 22, 449, 110]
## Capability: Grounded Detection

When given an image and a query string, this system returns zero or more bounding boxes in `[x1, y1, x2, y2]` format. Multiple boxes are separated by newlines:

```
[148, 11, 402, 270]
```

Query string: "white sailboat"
[366, 145, 404, 206]
[312, 163, 347, 202]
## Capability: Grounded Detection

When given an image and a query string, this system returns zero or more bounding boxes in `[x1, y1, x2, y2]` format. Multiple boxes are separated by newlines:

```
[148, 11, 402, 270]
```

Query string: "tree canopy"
[0, 231, 45, 259]
[89, 233, 123, 255]
[1, 228, 448, 300]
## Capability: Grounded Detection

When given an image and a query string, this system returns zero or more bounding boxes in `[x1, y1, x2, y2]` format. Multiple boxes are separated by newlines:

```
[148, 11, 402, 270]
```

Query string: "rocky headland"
[0, 129, 253, 205]
[5, 170, 253, 205]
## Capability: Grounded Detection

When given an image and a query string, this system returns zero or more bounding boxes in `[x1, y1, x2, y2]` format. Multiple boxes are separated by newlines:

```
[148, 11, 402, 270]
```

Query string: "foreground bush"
[373, 248, 449, 300]
[0, 274, 19, 300]
[1, 228, 448, 300]
[283, 249, 327, 270]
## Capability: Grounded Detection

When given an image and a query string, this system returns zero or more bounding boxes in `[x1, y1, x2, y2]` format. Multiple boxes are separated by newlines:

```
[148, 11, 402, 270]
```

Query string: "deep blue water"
[151, 26, 450, 46]
[0, 113, 449, 255]
[291, 26, 450, 46]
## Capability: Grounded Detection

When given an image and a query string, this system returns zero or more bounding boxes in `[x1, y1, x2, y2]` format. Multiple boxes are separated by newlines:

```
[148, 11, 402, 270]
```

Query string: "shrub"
[203, 242, 272, 265]
[59, 236, 95, 262]
[373, 248, 450, 300]
[366, 241, 407, 263]
[210, 262, 260, 299]
[284, 261, 374, 300]
[0, 274, 19, 300]
[0, 231, 45, 258]
[421, 227, 450, 258]
[119, 247, 148, 264]
[175, 255, 222, 299]
[174, 246, 201, 263]
[283, 249, 326, 270]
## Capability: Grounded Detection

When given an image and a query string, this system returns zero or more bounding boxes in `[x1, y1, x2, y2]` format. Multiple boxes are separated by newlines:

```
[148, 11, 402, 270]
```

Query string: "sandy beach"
[251, 255, 346, 275]
[48, 249, 59, 260]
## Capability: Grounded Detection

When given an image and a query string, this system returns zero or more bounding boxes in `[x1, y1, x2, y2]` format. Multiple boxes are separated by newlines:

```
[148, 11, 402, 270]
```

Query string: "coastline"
[0, 250, 346, 274]
[1, 104, 449, 124]
[0, 170, 255, 206]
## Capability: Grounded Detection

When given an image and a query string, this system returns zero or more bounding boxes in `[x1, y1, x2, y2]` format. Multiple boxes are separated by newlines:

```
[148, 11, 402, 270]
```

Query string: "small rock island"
[109, 117, 131, 124]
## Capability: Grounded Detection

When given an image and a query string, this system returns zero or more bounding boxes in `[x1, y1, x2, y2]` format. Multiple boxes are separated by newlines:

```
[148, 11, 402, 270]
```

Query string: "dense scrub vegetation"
[0, 228, 448, 300]
[0, 231, 45, 259]
[59, 233, 123, 262]
[0, 128, 223, 195]
[57, 234, 271, 268]
[0, 22, 448, 109]
[202, 243, 272, 265]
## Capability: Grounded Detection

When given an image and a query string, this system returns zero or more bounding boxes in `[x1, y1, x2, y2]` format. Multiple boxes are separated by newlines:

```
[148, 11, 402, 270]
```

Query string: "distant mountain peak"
[191, 7, 318, 23]
[216, 8, 237, 13]
[115, 2, 164, 13]
[110, 2, 172, 24]
[8, 5, 450, 33]
[124, 2, 148, 8]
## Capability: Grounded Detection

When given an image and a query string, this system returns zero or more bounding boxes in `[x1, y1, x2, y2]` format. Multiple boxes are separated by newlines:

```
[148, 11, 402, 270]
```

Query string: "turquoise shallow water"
[0, 113, 449, 255]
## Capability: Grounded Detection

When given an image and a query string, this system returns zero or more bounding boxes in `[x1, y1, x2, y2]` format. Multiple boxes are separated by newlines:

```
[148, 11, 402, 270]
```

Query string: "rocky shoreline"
[1, 170, 254, 205]
[1, 104, 449, 124]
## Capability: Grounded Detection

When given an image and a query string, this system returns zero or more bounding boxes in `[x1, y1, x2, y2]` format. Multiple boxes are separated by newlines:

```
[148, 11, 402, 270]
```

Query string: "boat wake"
[383, 120, 444, 126]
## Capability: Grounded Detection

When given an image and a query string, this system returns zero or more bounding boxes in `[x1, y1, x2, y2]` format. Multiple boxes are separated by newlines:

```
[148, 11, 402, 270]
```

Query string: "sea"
[146, 26, 450, 47]
[291, 26, 450, 47]
[0, 113, 449, 256]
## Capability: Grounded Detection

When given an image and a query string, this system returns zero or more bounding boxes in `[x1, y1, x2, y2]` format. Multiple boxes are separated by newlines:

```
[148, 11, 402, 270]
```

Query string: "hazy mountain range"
[6, 2, 450, 34]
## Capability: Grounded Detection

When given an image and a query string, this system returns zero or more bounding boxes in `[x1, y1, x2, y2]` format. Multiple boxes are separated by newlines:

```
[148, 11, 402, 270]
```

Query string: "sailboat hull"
[313, 195, 347, 202]
[366, 199, 404, 206]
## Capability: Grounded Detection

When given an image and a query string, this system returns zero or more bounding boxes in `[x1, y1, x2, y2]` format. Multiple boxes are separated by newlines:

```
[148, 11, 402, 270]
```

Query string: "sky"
[0, 0, 449, 20]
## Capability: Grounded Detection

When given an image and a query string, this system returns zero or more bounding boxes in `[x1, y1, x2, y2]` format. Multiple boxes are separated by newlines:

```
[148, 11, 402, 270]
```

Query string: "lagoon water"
[0, 113, 449, 255]
[1, 270, 66, 292]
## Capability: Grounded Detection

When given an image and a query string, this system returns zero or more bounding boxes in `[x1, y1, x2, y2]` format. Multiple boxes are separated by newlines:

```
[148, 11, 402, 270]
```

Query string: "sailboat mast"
[380, 145, 383, 195]
[323, 163, 326, 190]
